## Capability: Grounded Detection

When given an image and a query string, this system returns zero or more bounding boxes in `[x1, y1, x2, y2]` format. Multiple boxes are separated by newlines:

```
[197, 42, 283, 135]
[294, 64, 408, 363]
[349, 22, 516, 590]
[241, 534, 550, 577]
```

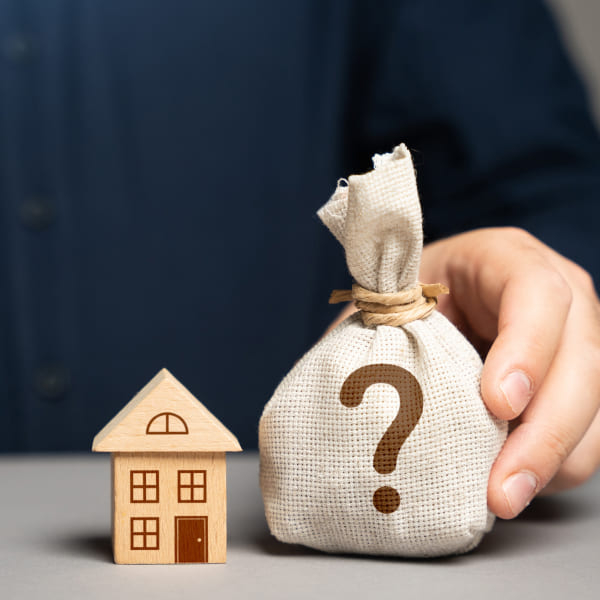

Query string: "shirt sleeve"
[352, 0, 600, 282]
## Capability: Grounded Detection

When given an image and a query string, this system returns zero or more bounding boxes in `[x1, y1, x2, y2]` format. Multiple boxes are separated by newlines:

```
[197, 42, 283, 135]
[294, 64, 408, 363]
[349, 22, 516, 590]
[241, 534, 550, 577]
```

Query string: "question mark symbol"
[340, 364, 424, 514]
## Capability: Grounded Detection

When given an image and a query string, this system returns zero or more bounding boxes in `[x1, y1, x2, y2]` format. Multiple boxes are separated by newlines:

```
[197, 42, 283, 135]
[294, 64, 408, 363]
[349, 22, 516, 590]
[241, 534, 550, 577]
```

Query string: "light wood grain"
[92, 368, 241, 452]
[112, 452, 227, 564]
[92, 369, 240, 563]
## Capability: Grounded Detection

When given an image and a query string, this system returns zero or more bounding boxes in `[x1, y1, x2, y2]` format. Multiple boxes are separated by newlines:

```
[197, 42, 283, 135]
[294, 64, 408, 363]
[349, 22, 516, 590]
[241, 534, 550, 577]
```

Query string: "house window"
[146, 412, 188, 434]
[178, 470, 207, 503]
[130, 470, 159, 503]
[130, 517, 159, 550]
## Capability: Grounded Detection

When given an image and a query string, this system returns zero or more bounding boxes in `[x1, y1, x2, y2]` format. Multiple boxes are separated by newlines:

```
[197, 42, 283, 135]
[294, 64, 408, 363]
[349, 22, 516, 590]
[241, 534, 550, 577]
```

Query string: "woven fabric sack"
[259, 144, 507, 557]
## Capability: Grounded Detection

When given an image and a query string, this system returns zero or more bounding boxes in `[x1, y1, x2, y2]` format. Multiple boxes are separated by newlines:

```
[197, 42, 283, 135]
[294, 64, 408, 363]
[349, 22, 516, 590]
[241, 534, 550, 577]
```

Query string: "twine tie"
[329, 282, 449, 327]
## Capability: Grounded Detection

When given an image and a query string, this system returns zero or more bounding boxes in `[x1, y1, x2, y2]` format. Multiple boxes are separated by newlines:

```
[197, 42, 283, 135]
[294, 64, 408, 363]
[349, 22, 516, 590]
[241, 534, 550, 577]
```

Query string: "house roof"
[92, 368, 242, 453]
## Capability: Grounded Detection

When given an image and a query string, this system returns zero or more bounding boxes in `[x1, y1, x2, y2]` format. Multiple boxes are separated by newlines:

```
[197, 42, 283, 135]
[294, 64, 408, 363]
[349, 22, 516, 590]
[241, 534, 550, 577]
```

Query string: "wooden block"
[92, 368, 241, 565]
[112, 452, 227, 564]
[93, 368, 242, 453]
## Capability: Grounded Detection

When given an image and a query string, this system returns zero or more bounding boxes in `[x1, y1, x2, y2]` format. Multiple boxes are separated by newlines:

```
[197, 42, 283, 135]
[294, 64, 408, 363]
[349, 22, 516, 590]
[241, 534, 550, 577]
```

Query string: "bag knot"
[329, 282, 449, 327]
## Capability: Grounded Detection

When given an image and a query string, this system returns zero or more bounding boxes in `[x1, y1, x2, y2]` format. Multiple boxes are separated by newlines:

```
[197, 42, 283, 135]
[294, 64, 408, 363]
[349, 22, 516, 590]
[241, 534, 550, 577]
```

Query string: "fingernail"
[502, 471, 538, 517]
[500, 370, 532, 416]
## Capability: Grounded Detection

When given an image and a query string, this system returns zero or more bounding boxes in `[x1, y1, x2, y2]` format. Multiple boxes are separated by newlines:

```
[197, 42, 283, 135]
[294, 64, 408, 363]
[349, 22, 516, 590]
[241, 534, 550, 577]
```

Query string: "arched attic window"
[146, 412, 189, 435]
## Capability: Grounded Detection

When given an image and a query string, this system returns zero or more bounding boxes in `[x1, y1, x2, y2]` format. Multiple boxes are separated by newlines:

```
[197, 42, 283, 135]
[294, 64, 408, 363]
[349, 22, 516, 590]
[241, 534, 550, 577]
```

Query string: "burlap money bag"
[259, 144, 507, 557]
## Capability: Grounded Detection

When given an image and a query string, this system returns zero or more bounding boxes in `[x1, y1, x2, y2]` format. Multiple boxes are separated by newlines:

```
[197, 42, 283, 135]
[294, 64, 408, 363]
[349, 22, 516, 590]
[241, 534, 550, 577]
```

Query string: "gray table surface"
[1, 453, 599, 599]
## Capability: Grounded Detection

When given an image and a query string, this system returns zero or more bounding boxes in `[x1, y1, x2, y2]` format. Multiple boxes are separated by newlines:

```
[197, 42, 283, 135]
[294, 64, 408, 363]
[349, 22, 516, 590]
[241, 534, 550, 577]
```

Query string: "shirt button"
[34, 363, 71, 400]
[2, 34, 35, 62]
[20, 197, 56, 231]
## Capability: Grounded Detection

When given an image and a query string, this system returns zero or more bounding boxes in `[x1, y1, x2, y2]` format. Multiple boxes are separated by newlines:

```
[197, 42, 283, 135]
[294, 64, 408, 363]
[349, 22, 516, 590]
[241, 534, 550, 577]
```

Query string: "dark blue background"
[1, 0, 599, 451]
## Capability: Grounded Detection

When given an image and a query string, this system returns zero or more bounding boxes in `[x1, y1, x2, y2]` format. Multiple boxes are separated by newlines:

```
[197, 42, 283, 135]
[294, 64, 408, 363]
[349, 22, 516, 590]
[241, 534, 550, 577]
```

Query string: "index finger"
[479, 243, 572, 420]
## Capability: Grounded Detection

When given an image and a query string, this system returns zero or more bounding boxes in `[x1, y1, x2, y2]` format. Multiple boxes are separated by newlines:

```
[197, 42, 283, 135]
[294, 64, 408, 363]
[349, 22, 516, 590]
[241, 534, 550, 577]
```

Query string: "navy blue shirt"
[1, 0, 599, 451]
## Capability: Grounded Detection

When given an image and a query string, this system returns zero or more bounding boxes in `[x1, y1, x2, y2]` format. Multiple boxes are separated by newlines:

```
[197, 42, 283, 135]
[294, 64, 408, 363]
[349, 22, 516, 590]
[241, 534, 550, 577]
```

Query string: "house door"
[175, 516, 208, 563]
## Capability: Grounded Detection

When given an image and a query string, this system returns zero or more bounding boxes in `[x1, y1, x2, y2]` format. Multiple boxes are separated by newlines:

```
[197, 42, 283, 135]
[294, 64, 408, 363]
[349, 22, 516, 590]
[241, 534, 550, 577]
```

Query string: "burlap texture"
[259, 145, 507, 557]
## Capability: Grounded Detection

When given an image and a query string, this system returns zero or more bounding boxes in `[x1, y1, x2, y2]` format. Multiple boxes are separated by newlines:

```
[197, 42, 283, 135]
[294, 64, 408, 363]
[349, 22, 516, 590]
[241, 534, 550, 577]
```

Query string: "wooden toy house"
[92, 368, 242, 564]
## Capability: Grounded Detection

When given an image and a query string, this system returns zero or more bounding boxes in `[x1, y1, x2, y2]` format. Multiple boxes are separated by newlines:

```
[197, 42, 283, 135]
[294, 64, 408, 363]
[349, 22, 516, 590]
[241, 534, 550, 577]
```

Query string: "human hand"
[330, 227, 600, 518]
